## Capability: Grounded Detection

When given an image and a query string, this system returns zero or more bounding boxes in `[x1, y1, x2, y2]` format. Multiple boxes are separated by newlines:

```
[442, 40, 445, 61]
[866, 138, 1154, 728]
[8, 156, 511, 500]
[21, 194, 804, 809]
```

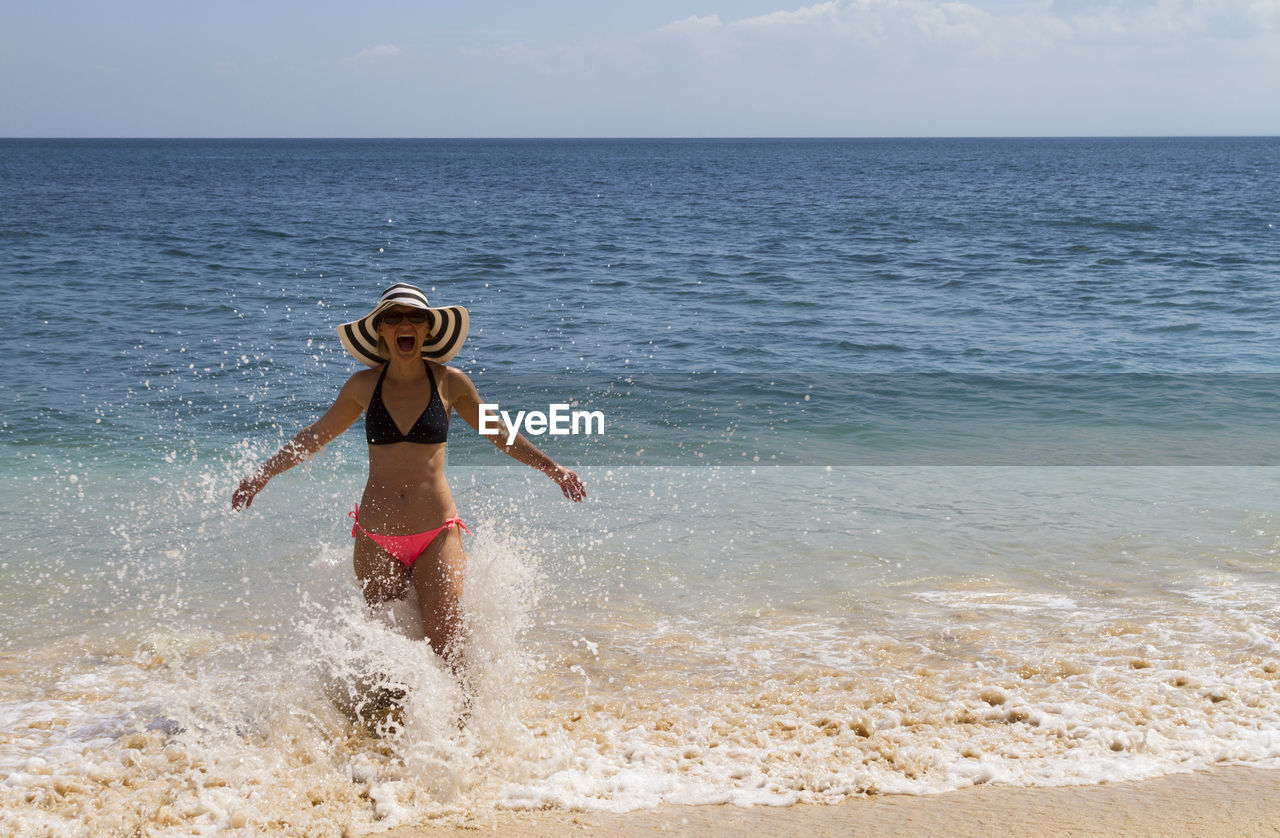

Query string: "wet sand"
[383, 765, 1280, 837]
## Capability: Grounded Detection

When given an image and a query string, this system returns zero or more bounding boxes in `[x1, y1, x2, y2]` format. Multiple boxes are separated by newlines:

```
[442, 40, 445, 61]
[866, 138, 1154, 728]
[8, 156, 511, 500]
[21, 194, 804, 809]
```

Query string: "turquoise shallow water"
[1, 139, 1280, 832]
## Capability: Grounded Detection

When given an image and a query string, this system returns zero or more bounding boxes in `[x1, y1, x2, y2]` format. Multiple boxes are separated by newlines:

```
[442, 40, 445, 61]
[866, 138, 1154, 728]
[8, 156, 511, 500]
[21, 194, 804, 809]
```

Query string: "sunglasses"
[379, 311, 429, 326]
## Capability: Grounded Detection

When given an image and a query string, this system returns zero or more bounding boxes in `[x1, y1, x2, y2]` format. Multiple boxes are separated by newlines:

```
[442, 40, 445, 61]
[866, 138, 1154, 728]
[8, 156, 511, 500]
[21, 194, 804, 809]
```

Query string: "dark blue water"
[2, 138, 1278, 467]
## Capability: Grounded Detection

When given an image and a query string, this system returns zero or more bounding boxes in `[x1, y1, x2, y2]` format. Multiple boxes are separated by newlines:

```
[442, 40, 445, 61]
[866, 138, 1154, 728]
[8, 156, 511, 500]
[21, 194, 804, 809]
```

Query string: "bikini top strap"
[424, 360, 439, 395]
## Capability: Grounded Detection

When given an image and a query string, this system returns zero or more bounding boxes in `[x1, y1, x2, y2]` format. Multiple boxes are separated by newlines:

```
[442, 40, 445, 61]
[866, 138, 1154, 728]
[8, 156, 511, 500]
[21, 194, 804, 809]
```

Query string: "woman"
[232, 283, 586, 667]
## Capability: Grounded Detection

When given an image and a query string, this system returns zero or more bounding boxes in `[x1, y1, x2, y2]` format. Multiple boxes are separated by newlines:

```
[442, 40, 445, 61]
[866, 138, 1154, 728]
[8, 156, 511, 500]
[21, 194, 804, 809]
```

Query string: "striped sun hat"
[337, 283, 470, 366]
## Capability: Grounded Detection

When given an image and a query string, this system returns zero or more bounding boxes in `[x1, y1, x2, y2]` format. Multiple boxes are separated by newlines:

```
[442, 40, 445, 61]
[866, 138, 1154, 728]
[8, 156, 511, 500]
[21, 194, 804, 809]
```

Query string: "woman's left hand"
[231, 474, 267, 511]
[544, 465, 587, 502]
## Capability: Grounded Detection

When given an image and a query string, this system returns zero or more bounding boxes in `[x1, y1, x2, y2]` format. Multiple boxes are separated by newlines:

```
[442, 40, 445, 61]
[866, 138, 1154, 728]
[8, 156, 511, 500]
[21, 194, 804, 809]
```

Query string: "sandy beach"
[384, 765, 1280, 838]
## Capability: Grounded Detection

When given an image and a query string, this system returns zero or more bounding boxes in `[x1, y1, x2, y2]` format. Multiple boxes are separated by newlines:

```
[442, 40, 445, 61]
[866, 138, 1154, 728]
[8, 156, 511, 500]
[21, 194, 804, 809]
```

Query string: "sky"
[2, 0, 1278, 137]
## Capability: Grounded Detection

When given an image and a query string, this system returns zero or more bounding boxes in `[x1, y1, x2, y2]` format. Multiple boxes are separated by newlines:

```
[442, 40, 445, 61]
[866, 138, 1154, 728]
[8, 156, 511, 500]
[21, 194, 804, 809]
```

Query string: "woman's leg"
[347, 534, 415, 729]
[410, 525, 467, 665]
[353, 531, 410, 606]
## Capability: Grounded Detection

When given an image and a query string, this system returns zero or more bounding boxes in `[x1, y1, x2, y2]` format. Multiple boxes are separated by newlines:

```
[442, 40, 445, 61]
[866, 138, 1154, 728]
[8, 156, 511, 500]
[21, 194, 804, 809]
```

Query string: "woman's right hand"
[231, 475, 265, 511]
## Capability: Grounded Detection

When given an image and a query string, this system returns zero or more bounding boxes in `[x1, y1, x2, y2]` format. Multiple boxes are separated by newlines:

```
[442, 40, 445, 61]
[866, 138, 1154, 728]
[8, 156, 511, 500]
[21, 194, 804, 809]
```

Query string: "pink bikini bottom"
[350, 505, 471, 568]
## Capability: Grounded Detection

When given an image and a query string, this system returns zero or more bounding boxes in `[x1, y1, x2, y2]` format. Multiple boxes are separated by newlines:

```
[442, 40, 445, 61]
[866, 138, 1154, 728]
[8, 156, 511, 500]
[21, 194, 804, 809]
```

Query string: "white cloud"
[361, 0, 1280, 136]
[735, 1, 842, 29]
[347, 44, 401, 62]
[660, 14, 723, 33]
[659, 0, 1276, 51]
[656, 0, 1002, 57]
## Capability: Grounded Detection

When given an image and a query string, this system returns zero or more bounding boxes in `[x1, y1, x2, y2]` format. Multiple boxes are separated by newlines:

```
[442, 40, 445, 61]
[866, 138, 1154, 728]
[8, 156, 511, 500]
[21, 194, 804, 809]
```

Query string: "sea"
[2, 137, 1279, 835]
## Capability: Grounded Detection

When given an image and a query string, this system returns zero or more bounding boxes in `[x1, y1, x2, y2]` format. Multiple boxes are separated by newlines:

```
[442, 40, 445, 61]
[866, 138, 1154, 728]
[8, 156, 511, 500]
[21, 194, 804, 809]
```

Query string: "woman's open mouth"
[396, 335, 415, 352]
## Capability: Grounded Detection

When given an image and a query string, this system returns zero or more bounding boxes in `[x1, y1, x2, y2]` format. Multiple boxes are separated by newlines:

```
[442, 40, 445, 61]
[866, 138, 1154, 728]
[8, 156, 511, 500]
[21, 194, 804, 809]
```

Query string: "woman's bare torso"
[352, 362, 457, 533]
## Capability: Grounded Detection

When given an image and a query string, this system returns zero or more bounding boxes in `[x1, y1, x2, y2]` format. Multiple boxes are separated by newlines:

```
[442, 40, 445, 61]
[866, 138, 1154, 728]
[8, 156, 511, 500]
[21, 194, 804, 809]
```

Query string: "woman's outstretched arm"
[447, 368, 587, 502]
[232, 374, 367, 510]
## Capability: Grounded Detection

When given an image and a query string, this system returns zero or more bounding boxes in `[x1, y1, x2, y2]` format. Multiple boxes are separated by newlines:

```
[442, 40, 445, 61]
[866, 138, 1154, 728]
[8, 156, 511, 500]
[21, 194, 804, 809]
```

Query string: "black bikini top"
[365, 362, 449, 446]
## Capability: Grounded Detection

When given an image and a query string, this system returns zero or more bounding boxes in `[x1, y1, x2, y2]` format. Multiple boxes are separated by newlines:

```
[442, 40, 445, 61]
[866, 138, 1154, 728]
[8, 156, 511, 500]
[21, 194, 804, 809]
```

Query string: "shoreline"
[383, 764, 1280, 838]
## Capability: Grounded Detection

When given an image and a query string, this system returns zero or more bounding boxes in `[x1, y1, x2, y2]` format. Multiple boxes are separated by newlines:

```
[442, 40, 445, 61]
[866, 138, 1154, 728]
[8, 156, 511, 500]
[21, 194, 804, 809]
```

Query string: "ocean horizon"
[6, 133, 1280, 140]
